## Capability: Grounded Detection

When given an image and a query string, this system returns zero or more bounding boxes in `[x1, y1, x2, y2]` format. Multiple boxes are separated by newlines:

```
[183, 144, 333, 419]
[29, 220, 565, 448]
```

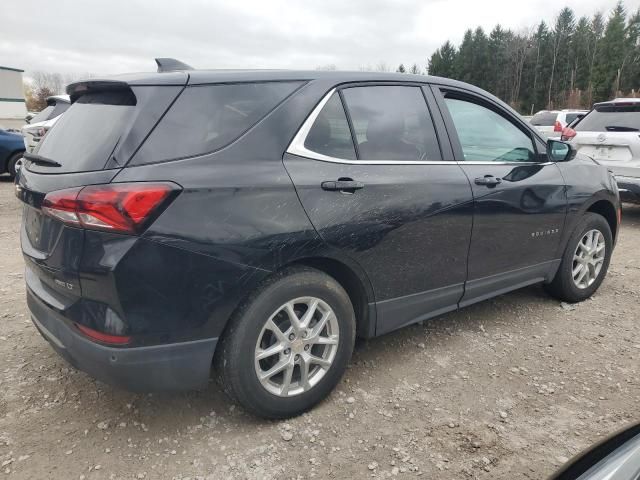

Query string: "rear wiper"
[23, 152, 62, 167]
[604, 125, 639, 132]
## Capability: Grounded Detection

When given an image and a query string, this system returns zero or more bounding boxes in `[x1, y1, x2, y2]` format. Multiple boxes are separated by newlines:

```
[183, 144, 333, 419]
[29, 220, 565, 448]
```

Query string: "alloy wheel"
[254, 297, 339, 397]
[572, 229, 606, 289]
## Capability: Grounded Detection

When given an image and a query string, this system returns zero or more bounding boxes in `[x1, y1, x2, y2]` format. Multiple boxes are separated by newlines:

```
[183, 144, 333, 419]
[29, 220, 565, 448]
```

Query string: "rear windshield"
[131, 81, 302, 164]
[575, 104, 640, 132]
[31, 90, 136, 173]
[530, 112, 558, 126]
[29, 106, 54, 124]
[29, 102, 70, 124]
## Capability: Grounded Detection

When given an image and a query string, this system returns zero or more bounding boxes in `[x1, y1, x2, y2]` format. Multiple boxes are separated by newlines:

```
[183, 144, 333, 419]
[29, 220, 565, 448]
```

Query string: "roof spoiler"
[155, 58, 194, 73]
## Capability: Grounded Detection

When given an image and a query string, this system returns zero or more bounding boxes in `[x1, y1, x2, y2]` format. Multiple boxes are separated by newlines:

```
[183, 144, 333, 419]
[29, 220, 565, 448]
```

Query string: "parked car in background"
[16, 63, 620, 418]
[0, 128, 25, 178]
[530, 109, 588, 138]
[562, 98, 640, 204]
[22, 95, 70, 154]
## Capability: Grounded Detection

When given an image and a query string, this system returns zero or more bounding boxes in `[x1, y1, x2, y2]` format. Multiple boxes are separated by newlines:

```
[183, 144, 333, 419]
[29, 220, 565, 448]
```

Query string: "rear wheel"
[545, 213, 613, 302]
[6, 152, 23, 178]
[215, 266, 355, 418]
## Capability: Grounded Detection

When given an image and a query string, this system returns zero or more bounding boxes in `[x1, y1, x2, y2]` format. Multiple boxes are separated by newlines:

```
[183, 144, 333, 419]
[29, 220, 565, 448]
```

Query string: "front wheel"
[215, 266, 356, 418]
[545, 213, 613, 303]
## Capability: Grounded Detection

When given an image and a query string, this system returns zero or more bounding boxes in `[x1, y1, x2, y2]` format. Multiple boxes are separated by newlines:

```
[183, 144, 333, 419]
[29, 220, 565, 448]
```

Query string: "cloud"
[1, 0, 639, 77]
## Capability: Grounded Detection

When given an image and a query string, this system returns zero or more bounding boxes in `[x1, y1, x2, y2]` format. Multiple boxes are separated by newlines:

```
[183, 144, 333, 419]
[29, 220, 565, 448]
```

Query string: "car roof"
[67, 69, 484, 94]
[594, 97, 640, 108]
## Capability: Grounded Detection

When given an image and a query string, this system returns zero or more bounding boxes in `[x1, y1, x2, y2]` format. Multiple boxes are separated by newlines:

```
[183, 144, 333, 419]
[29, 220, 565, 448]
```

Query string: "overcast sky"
[2, 0, 640, 78]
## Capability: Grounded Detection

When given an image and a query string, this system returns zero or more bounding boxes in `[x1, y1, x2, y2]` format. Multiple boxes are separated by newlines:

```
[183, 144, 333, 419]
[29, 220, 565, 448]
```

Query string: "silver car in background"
[563, 98, 640, 204]
[22, 95, 70, 153]
[530, 109, 588, 139]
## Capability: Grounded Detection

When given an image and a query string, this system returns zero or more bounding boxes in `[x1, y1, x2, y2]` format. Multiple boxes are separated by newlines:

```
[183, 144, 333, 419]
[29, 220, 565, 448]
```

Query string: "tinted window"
[304, 93, 356, 160]
[530, 111, 558, 126]
[575, 104, 640, 132]
[29, 105, 54, 124]
[135, 82, 302, 163]
[565, 113, 582, 125]
[445, 96, 536, 162]
[32, 90, 136, 173]
[50, 101, 70, 119]
[342, 86, 441, 161]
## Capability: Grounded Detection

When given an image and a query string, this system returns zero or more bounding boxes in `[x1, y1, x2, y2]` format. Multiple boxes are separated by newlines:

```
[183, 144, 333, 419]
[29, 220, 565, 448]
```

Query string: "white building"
[0, 66, 27, 130]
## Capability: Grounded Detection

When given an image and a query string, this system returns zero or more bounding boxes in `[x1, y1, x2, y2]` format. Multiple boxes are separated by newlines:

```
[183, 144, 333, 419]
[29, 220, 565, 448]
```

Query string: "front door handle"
[321, 179, 365, 192]
[474, 175, 502, 187]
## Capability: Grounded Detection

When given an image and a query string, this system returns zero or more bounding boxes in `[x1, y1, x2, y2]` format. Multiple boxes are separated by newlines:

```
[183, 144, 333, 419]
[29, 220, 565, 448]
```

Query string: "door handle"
[321, 179, 365, 192]
[474, 175, 502, 187]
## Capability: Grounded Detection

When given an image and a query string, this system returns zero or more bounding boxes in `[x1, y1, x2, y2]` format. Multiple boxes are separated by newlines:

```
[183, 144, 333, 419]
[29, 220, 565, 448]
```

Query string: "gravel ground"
[0, 177, 639, 479]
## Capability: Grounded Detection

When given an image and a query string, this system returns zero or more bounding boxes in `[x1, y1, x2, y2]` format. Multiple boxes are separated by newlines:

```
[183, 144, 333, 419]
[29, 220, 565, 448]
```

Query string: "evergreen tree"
[593, 2, 627, 100]
[396, 64, 407, 73]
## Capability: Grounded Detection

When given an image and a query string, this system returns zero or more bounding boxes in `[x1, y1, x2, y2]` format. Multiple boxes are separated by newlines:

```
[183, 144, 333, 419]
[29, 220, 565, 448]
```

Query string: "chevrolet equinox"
[16, 59, 620, 418]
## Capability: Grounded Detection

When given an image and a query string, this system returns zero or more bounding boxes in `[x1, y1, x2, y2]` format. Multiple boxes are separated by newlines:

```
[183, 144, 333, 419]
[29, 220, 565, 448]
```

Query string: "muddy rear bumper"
[27, 288, 217, 392]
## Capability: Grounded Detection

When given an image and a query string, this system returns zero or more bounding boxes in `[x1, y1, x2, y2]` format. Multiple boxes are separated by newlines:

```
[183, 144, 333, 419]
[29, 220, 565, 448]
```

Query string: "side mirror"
[547, 139, 576, 162]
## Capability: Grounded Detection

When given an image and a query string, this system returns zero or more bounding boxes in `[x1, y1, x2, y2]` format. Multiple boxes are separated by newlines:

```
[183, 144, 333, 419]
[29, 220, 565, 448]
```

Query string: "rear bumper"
[616, 176, 640, 204]
[27, 289, 217, 392]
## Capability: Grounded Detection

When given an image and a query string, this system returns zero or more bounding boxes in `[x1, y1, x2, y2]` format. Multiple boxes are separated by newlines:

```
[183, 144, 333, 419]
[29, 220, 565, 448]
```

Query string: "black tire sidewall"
[555, 213, 613, 302]
[7, 152, 22, 178]
[220, 268, 355, 418]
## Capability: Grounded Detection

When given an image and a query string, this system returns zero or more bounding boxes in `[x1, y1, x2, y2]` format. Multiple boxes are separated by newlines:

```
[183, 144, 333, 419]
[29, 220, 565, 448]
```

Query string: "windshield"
[575, 104, 640, 132]
[30, 90, 136, 173]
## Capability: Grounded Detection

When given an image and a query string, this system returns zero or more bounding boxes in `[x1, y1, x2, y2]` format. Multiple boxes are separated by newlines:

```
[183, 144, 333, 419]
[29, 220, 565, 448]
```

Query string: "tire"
[6, 152, 23, 178]
[215, 266, 356, 419]
[545, 212, 613, 303]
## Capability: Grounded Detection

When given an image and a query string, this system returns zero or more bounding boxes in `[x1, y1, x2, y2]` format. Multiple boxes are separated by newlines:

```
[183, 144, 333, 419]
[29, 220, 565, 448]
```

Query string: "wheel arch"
[288, 256, 376, 339]
[585, 198, 619, 242]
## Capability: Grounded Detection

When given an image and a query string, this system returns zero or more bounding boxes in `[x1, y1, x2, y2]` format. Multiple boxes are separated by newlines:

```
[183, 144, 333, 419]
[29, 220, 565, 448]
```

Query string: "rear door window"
[575, 105, 640, 132]
[133, 81, 302, 164]
[341, 86, 441, 161]
[30, 90, 136, 173]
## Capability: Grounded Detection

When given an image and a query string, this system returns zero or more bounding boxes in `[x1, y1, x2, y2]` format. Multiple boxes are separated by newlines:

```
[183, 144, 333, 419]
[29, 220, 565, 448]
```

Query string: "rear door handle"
[321, 180, 365, 192]
[474, 175, 502, 187]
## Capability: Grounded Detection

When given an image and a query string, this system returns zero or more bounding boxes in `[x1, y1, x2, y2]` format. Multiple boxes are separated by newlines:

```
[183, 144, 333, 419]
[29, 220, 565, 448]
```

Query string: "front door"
[432, 86, 567, 306]
[284, 84, 474, 335]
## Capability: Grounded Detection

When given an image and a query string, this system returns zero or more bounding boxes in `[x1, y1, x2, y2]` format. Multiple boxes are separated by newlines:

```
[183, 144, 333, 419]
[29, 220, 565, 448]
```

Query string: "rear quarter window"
[132, 81, 303, 164]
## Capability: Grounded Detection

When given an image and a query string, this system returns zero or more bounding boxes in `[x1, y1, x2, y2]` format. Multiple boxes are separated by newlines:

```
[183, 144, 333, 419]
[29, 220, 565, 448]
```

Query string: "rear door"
[571, 103, 640, 177]
[284, 83, 474, 335]
[432, 86, 567, 306]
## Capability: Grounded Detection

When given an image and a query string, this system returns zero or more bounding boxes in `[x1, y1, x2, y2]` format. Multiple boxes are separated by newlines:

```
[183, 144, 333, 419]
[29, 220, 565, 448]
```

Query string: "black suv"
[16, 60, 620, 418]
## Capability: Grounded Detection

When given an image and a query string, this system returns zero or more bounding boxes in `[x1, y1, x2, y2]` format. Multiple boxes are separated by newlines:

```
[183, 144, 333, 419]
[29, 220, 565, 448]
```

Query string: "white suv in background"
[562, 98, 640, 204]
[529, 109, 588, 139]
[22, 95, 70, 153]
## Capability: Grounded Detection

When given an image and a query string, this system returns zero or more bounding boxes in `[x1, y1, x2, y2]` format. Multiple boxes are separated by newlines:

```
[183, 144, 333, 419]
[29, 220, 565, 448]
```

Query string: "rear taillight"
[76, 323, 131, 345]
[561, 127, 577, 141]
[42, 182, 180, 234]
[553, 121, 563, 132]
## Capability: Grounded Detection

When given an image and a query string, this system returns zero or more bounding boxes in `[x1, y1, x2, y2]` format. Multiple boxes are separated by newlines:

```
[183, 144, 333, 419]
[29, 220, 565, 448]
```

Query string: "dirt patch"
[1, 177, 639, 479]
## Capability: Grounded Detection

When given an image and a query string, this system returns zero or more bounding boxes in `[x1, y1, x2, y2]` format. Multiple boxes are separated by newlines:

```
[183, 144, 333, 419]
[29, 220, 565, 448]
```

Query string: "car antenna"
[155, 58, 194, 72]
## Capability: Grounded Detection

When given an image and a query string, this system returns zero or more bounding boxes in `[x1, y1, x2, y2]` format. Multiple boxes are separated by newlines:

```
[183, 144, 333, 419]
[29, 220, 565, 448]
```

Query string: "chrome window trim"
[286, 89, 555, 167]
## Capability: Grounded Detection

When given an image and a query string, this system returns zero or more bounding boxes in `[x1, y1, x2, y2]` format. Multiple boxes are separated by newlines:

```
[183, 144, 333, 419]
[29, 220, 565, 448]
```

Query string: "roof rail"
[155, 58, 194, 73]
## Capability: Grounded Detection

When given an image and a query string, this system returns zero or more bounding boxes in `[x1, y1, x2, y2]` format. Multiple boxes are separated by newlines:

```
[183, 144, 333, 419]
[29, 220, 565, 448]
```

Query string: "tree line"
[422, 1, 639, 114]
